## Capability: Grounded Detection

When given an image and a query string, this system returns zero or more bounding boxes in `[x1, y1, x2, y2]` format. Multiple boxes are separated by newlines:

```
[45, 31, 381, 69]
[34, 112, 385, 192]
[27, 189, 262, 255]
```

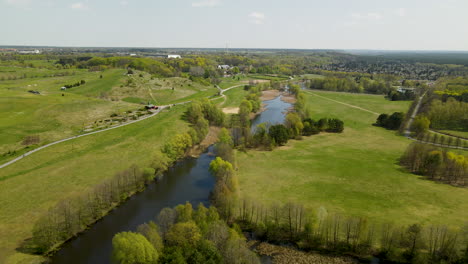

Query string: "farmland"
[236, 91, 468, 227]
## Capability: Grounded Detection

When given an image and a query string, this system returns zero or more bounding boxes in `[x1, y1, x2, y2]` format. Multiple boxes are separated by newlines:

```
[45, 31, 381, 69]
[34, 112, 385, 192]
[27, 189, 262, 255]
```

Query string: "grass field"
[0, 65, 217, 163]
[222, 86, 249, 108]
[0, 105, 190, 264]
[236, 91, 468, 227]
[438, 130, 468, 139]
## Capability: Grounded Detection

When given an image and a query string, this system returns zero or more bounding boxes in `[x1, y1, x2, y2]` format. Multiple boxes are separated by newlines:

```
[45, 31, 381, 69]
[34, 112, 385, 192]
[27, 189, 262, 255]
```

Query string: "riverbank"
[248, 241, 357, 264]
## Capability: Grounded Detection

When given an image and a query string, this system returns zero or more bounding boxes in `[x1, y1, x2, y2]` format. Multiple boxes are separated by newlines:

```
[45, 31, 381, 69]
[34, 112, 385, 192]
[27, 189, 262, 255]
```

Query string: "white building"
[18, 49, 40, 54]
[168, 54, 181, 59]
[217, 65, 231, 70]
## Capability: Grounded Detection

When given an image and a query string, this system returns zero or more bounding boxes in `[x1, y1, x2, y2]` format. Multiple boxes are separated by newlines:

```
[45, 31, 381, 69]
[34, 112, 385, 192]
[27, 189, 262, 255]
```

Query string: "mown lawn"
[0, 106, 189, 264]
[237, 91, 468, 228]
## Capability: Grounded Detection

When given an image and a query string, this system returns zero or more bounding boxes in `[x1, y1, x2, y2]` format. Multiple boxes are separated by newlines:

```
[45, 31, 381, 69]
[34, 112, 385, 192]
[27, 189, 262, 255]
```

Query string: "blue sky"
[1, 0, 467, 50]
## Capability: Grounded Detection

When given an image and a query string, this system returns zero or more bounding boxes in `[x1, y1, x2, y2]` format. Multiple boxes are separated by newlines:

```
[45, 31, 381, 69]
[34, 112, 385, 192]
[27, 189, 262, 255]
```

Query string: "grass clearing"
[222, 87, 249, 108]
[0, 106, 189, 264]
[236, 91, 468, 227]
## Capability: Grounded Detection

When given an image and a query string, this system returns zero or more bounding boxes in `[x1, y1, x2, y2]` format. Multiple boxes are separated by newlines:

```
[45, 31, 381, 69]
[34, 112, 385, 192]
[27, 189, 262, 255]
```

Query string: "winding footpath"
[0, 85, 245, 169]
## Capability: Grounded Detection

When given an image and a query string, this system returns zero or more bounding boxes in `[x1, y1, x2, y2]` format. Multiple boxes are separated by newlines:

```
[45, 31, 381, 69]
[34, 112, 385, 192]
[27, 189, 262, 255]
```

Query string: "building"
[167, 54, 181, 59]
[217, 65, 231, 70]
[396, 87, 416, 93]
[18, 49, 41, 54]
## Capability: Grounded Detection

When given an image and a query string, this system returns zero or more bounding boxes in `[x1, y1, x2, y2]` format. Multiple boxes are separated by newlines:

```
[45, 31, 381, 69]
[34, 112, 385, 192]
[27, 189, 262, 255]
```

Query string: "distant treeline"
[307, 76, 398, 95]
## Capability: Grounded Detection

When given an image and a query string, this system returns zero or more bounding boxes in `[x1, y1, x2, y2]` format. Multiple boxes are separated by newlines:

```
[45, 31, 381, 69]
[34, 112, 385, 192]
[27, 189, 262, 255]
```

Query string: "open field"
[0, 65, 217, 163]
[236, 91, 468, 227]
[222, 86, 248, 108]
[438, 130, 468, 139]
[0, 68, 138, 162]
[0, 105, 189, 264]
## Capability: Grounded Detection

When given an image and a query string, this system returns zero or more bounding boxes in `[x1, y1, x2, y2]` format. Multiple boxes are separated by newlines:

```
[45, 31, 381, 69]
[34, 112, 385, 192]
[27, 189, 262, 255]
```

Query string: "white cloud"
[396, 8, 406, 17]
[71, 2, 87, 9]
[120, 0, 128, 6]
[192, 0, 220, 7]
[249, 12, 266, 24]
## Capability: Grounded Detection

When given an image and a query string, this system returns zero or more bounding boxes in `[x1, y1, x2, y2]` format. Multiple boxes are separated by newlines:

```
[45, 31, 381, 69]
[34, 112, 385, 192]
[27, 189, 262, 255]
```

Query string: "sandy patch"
[281, 93, 297, 104]
[222, 107, 239, 114]
[188, 126, 220, 157]
[260, 90, 280, 101]
[242, 79, 270, 84]
[248, 241, 358, 264]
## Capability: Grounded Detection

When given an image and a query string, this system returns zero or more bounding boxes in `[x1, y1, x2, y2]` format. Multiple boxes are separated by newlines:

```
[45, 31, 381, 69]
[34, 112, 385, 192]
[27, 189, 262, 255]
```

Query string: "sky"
[0, 0, 467, 50]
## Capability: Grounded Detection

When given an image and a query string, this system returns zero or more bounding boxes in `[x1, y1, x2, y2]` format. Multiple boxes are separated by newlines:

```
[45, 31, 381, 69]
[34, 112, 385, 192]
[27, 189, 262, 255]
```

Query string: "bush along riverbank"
[23, 99, 225, 257]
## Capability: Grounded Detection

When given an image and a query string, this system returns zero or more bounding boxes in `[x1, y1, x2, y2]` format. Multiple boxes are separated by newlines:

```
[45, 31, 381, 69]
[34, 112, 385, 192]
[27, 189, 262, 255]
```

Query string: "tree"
[137, 221, 164, 251]
[166, 221, 202, 248]
[285, 112, 304, 137]
[317, 118, 328, 131]
[326, 118, 344, 133]
[112, 232, 159, 264]
[376, 114, 389, 127]
[218, 128, 233, 147]
[386, 112, 404, 130]
[412, 116, 430, 136]
[269, 124, 289, 145]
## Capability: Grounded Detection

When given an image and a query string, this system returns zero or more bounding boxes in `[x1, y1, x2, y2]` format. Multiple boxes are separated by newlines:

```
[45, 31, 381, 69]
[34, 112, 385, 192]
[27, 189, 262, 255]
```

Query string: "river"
[251, 95, 292, 131]
[50, 92, 292, 263]
[50, 147, 216, 264]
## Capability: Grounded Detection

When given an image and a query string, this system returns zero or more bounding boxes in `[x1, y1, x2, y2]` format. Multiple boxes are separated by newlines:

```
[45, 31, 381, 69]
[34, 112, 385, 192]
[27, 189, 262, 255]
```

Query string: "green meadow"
[236, 91, 468, 227]
[0, 64, 217, 163]
[0, 105, 190, 264]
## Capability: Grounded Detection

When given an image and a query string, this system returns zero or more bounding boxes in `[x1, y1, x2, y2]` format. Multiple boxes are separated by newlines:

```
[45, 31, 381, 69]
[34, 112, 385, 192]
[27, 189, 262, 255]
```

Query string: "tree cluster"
[375, 112, 405, 130]
[112, 203, 260, 264]
[309, 76, 392, 94]
[217, 197, 468, 264]
[30, 165, 156, 253]
[62, 79, 85, 89]
[401, 143, 468, 186]
[427, 98, 468, 131]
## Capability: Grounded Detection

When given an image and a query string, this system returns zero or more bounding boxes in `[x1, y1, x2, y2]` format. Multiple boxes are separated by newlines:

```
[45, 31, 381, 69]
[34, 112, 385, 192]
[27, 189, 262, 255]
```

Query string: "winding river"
[50, 92, 292, 264]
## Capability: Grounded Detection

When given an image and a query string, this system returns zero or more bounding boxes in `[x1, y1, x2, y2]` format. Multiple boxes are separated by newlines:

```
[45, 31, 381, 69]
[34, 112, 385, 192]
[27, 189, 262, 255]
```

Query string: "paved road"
[0, 84, 243, 170]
